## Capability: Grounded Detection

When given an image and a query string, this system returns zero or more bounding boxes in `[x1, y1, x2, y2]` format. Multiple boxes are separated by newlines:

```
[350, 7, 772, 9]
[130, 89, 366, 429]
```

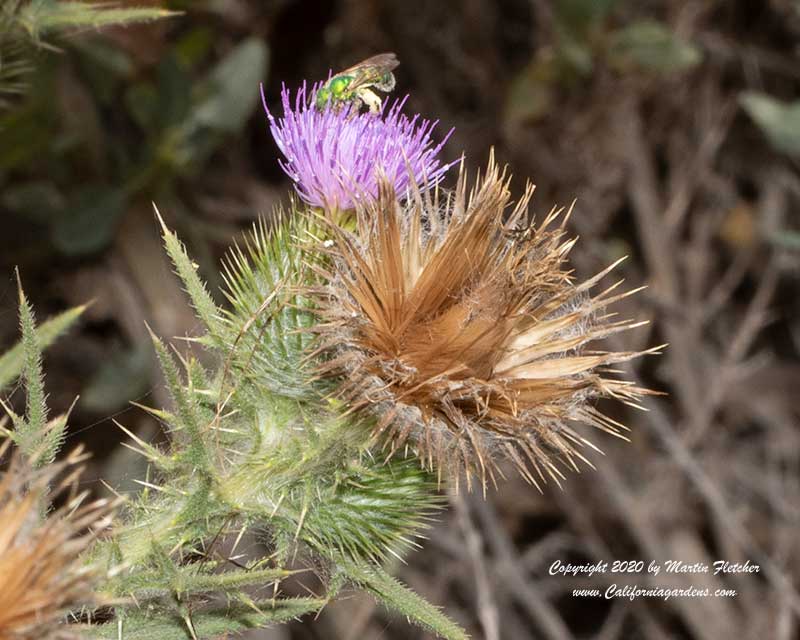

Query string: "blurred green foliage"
[740, 92, 800, 250]
[1, 0, 176, 104]
[80, 343, 151, 413]
[506, 0, 701, 125]
[770, 230, 800, 250]
[741, 91, 800, 156]
[0, 6, 268, 257]
[608, 19, 701, 73]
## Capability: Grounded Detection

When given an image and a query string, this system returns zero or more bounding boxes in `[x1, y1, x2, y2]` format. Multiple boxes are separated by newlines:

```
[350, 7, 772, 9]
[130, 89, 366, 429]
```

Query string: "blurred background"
[1, 1, 799, 638]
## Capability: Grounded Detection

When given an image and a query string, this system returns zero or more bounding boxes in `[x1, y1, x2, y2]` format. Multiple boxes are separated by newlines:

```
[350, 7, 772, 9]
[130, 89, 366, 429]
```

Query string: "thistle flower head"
[0, 445, 114, 639]
[264, 82, 453, 211]
[312, 157, 658, 491]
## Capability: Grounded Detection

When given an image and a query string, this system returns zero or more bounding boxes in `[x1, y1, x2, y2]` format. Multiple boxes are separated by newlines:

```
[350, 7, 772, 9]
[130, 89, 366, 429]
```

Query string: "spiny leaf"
[115, 565, 299, 603]
[83, 597, 325, 640]
[157, 205, 223, 339]
[340, 560, 469, 640]
[0, 303, 85, 392]
[10, 276, 69, 466]
[150, 331, 202, 438]
[18, 278, 46, 439]
[18, 1, 179, 42]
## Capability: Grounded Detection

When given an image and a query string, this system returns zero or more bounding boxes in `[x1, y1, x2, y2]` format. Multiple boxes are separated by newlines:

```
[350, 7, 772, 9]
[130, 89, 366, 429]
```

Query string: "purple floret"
[263, 82, 454, 211]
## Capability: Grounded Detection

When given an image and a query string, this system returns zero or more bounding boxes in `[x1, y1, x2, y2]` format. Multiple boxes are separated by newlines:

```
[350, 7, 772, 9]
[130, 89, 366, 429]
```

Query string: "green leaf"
[149, 329, 210, 471]
[556, 33, 594, 77]
[71, 37, 135, 104]
[608, 20, 701, 74]
[158, 208, 223, 339]
[173, 26, 214, 68]
[124, 82, 160, 132]
[19, 1, 179, 41]
[191, 38, 269, 133]
[341, 561, 469, 640]
[82, 597, 325, 640]
[51, 186, 126, 255]
[1, 180, 65, 223]
[12, 280, 48, 460]
[0, 304, 85, 392]
[4, 279, 72, 466]
[555, 0, 619, 34]
[73, 37, 134, 78]
[504, 60, 555, 126]
[156, 54, 193, 131]
[116, 565, 299, 602]
[740, 92, 800, 156]
[0, 83, 58, 171]
[769, 229, 800, 250]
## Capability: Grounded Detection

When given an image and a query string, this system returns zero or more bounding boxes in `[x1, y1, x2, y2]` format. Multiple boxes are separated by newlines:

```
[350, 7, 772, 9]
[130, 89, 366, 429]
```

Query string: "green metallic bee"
[315, 52, 400, 114]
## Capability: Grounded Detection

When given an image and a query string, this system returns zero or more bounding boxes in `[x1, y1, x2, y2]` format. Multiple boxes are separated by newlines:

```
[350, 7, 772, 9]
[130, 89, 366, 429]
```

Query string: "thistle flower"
[0, 445, 114, 640]
[312, 157, 659, 490]
[264, 82, 453, 211]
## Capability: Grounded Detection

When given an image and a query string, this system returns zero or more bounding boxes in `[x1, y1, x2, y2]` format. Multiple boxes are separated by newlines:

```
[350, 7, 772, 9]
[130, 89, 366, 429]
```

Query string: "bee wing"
[338, 52, 399, 92]
[339, 53, 399, 77]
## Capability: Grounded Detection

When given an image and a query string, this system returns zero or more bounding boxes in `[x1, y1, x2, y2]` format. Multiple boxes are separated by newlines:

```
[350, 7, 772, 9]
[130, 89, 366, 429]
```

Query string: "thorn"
[99, 479, 124, 499]
[153, 203, 168, 234]
[294, 503, 308, 540]
[133, 479, 184, 495]
[230, 523, 248, 557]
[183, 613, 198, 640]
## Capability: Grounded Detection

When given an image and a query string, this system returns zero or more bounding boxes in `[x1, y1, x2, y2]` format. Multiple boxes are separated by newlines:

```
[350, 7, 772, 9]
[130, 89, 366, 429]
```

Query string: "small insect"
[315, 52, 400, 114]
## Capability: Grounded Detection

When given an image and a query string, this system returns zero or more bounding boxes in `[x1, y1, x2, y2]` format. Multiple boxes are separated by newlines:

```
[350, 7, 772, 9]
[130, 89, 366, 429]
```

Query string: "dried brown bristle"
[311, 156, 659, 492]
[0, 445, 114, 640]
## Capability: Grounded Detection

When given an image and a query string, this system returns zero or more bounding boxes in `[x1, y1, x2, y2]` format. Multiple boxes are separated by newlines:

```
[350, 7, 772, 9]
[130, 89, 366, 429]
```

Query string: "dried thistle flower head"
[0, 444, 114, 640]
[312, 156, 659, 491]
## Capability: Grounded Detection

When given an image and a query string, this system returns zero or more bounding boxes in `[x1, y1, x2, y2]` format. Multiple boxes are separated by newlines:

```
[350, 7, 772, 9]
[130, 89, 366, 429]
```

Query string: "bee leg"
[360, 89, 383, 114]
[344, 96, 365, 121]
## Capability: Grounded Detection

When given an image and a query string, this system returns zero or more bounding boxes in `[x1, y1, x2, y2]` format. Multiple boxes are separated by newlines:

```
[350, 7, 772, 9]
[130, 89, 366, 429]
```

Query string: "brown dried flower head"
[0, 445, 114, 640]
[313, 156, 658, 490]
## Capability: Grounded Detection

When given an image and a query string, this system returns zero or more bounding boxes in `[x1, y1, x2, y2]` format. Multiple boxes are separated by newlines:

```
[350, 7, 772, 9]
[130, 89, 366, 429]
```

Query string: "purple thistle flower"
[263, 82, 454, 211]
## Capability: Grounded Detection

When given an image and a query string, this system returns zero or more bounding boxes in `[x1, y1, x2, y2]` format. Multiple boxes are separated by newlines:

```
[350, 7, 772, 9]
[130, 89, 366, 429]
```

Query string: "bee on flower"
[314, 52, 400, 113]
[264, 72, 454, 212]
